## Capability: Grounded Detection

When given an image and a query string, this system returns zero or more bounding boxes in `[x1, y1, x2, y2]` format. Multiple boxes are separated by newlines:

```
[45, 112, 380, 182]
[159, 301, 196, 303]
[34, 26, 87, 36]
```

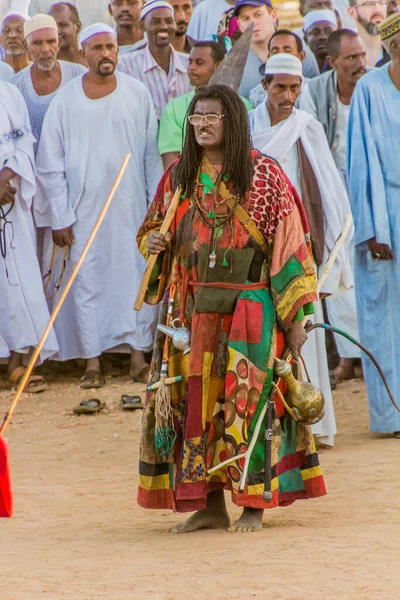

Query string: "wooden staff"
[0, 154, 131, 437]
[134, 186, 182, 311]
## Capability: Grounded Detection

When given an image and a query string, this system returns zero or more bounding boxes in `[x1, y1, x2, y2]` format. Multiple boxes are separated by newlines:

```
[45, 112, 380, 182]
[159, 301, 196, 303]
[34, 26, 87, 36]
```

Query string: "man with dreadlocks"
[137, 84, 327, 533]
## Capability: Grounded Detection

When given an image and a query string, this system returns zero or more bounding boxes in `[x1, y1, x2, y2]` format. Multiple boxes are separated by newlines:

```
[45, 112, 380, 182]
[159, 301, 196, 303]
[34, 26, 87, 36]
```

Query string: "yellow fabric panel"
[276, 275, 316, 321]
[301, 466, 323, 481]
[246, 477, 279, 495]
[139, 474, 170, 490]
[169, 351, 190, 401]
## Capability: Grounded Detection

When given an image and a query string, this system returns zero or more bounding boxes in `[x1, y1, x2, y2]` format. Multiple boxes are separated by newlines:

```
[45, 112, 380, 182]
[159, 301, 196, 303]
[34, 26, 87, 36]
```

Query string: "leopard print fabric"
[247, 152, 296, 243]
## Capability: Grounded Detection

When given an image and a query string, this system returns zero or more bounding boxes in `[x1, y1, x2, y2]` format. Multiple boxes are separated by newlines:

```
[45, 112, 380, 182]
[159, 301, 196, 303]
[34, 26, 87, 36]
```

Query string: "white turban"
[79, 23, 116, 46]
[265, 54, 303, 77]
[24, 14, 58, 38]
[140, 0, 174, 22]
[303, 9, 337, 32]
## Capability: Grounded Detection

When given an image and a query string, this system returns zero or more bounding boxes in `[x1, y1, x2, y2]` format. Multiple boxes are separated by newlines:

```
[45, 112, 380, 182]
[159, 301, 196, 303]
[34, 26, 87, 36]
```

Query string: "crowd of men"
[1, 0, 400, 465]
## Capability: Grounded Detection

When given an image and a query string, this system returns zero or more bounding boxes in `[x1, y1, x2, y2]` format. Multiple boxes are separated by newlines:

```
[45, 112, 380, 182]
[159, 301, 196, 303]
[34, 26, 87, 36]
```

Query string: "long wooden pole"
[134, 186, 182, 311]
[0, 154, 131, 437]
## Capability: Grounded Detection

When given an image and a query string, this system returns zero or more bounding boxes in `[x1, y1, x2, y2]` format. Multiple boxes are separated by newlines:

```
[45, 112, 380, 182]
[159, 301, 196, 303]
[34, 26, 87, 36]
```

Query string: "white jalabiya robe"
[0, 82, 58, 361]
[11, 61, 86, 155]
[250, 105, 354, 446]
[34, 73, 163, 361]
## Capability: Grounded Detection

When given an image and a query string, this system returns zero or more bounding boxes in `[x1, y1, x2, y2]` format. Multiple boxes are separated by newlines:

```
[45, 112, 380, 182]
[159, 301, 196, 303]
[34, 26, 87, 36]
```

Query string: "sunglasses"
[188, 113, 225, 126]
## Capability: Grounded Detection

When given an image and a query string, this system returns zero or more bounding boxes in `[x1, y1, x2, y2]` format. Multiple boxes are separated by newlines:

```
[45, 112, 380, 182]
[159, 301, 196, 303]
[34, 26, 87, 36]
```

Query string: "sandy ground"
[0, 363, 399, 600]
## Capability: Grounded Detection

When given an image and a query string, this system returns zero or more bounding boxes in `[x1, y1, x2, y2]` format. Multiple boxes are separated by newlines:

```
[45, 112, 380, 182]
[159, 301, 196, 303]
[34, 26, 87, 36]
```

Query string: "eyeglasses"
[355, 0, 387, 7]
[188, 113, 225, 126]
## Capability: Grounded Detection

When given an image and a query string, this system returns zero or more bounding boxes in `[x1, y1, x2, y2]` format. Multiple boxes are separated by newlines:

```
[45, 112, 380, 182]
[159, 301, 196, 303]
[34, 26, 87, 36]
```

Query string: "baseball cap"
[233, 0, 273, 17]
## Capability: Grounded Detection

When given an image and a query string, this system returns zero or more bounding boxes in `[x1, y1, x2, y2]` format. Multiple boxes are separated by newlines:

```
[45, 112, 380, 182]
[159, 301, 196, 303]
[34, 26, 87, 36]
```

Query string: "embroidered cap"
[24, 14, 58, 38]
[378, 12, 400, 41]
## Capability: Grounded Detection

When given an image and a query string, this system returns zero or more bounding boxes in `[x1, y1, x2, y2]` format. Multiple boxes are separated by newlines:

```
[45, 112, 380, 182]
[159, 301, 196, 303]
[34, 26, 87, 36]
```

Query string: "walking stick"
[0, 153, 131, 517]
[134, 186, 182, 311]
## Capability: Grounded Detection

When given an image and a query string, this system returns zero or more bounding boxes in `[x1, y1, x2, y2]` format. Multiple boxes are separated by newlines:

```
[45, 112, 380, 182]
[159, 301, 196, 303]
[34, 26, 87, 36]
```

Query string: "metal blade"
[208, 24, 254, 92]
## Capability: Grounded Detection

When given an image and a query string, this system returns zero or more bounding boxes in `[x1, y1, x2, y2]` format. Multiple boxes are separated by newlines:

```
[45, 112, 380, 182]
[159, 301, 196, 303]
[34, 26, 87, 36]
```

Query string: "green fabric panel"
[148, 254, 163, 295]
[247, 371, 273, 473]
[292, 306, 304, 323]
[277, 417, 305, 494]
[303, 302, 315, 316]
[270, 256, 305, 295]
[229, 289, 275, 370]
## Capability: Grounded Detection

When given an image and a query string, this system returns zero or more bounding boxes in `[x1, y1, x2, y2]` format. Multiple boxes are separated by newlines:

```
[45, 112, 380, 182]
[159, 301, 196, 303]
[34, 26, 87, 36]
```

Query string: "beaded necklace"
[193, 172, 240, 270]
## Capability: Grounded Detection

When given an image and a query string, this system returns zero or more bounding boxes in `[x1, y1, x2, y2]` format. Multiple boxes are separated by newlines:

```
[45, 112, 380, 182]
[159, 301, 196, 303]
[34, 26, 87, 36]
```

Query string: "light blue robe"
[347, 63, 400, 433]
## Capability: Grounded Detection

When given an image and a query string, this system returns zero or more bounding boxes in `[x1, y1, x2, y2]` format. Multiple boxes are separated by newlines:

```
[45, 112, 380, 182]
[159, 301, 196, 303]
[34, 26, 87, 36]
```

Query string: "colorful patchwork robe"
[137, 150, 327, 513]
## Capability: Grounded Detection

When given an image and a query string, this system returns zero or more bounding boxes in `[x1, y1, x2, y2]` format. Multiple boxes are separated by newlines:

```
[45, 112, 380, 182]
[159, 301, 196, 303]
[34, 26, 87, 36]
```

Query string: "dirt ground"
[1, 361, 399, 600]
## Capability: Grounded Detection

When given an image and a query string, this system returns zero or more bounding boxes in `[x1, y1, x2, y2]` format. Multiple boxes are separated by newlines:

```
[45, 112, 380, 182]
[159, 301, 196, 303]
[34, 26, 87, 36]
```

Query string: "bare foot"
[334, 358, 356, 382]
[171, 490, 230, 534]
[228, 507, 264, 533]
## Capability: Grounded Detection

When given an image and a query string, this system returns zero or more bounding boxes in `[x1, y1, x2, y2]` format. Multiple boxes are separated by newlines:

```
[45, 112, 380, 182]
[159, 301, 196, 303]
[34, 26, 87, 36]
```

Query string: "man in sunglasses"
[158, 39, 253, 170]
[348, 0, 390, 65]
[136, 83, 327, 533]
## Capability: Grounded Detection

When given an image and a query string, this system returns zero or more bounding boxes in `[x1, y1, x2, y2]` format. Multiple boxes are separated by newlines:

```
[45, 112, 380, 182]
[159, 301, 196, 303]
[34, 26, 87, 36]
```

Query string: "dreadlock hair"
[173, 84, 253, 200]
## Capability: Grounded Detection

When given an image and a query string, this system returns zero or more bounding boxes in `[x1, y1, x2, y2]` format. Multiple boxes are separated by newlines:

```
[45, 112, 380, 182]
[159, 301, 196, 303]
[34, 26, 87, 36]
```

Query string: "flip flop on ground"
[7, 366, 47, 394]
[120, 394, 144, 410]
[73, 398, 106, 415]
[80, 370, 105, 389]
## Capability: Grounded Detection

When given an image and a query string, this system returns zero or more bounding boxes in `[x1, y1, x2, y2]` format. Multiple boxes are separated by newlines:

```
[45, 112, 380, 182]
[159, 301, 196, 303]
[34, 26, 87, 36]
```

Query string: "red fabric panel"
[184, 376, 203, 439]
[229, 299, 263, 344]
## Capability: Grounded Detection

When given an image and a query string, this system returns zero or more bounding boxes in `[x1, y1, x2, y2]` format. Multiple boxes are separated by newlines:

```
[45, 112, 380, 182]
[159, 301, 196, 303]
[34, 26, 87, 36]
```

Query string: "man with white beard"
[0, 13, 30, 73]
[35, 24, 163, 391]
[0, 81, 58, 392]
[249, 54, 353, 447]
[11, 14, 85, 154]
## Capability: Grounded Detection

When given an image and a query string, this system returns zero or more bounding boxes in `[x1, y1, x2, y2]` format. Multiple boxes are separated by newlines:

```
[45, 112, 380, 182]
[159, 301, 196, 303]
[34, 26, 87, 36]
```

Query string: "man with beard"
[35, 24, 162, 391]
[48, 2, 86, 65]
[159, 40, 252, 169]
[303, 9, 337, 72]
[249, 54, 353, 446]
[118, 0, 191, 120]
[11, 14, 85, 154]
[348, 0, 389, 65]
[0, 13, 31, 74]
[167, 0, 195, 54]
[301, 29, 367, 382]
[347, 13, 400, 437]
[108, 0, 145, 55]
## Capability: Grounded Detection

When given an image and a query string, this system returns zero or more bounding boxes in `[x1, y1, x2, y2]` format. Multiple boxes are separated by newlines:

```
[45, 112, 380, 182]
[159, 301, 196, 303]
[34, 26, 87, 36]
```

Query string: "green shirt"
[158, 90, 254, 155]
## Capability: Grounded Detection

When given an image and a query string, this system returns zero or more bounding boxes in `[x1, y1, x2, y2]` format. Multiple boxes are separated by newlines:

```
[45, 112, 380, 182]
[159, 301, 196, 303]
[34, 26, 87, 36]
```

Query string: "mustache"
[352, 67, 366, 76]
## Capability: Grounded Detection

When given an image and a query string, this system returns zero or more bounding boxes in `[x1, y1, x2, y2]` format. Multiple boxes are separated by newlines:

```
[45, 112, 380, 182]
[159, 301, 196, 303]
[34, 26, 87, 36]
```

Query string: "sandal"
[73, 398, 106, 415]
[80, 370, 105, 389]
[121, 394, 144, 410]
[131, 365, 150, 384]
[7, 366, 47, 394]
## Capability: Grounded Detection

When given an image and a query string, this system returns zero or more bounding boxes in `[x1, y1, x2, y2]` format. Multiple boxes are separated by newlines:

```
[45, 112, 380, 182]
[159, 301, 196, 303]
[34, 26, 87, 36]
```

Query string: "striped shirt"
[118, 44, 191, 120]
